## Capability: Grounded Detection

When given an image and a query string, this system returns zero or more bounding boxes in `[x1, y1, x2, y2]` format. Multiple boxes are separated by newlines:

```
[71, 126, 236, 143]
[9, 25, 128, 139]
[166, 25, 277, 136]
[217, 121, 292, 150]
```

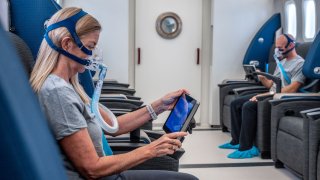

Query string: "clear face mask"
[274, 48, 283, 59]
[85, 46, 119, 133]
[85, 46, 104, 71]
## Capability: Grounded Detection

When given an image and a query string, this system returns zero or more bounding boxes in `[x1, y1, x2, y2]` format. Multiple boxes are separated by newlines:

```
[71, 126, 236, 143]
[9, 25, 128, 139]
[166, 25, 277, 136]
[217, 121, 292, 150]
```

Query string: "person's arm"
[255, 69, 273, 88]
[258, 75, 273, 89]
[280, 81, 303, 93]
[60, 129, 187, 179]
[249, 92, 272, 102]
[100, 89, 188, 136]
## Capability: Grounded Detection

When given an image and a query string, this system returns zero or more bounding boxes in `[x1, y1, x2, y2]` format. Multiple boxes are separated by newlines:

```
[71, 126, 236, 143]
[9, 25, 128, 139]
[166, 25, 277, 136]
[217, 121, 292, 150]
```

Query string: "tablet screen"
[163, 94, 197, 133]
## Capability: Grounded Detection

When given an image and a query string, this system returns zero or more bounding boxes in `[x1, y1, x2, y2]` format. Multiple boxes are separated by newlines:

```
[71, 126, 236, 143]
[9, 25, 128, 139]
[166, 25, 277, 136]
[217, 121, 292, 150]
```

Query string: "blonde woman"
[30, 7, 197, 180]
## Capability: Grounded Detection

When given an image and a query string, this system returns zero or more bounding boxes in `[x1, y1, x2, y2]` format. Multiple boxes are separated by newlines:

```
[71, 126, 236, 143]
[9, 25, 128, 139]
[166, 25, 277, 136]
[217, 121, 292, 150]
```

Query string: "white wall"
[0, 0, 9, 31]
[63, 0, 130, 83]
[209, 0, 275, 125]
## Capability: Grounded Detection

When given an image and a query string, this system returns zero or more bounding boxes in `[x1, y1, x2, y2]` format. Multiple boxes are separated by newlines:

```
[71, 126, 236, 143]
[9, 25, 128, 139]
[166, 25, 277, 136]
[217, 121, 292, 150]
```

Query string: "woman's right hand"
[143, 132, 187, 157]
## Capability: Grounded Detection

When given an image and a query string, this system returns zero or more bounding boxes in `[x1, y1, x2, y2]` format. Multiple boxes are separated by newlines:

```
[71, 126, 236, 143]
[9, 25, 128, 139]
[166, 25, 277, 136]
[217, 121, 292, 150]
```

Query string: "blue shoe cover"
[227, 146, 260, 159]
[218, 142, 239, 149]
[250, 146, 260, 156]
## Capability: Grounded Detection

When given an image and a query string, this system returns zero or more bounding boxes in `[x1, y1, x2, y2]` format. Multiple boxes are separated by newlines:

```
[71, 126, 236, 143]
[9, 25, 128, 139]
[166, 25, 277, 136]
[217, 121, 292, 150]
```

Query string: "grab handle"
[138, 48, 141, 65]
[197, 48, 200, 65]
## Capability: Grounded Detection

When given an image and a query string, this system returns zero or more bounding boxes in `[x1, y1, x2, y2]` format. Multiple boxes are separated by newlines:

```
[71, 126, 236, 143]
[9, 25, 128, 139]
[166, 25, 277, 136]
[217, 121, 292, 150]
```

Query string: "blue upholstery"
[243, 13, 281, 71]
[10, 0, 95, 97]
[10, 0, 60, 58]
[79, 69, 95, 97]
[0, 26, 67, 179]
[303, 31, 320, 79]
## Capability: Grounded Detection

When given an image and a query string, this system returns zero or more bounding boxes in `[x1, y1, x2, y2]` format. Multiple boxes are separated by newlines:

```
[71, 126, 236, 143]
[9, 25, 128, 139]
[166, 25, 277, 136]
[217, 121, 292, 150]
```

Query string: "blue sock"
[218, 142, 239, 149]
[227, 146, 260, 159]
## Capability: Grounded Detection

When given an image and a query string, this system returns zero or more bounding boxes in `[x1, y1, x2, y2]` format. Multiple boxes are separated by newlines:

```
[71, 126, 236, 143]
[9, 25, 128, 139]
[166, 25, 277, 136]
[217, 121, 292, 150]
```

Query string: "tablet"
[243, 64, 256, 74]
[163, 94, 199, 133]
[243, 64, 259, 82]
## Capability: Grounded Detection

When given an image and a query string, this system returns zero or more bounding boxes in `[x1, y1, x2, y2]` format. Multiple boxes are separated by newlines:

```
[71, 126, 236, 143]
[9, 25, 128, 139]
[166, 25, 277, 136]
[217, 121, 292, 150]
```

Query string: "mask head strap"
[44, 10, 92, 66]
[282, 34, 295, 55]
[283, 34, 295, 48]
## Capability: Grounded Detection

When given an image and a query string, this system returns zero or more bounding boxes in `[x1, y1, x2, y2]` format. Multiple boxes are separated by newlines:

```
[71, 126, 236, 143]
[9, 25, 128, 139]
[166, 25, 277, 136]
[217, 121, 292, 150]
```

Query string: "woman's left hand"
[151, 89, 189, 115]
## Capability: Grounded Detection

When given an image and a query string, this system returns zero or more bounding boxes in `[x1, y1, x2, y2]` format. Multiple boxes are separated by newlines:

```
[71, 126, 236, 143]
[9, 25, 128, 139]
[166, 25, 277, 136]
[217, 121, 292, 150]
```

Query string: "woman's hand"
[151, 89, 189, 115]
[143, 132, 187, 158]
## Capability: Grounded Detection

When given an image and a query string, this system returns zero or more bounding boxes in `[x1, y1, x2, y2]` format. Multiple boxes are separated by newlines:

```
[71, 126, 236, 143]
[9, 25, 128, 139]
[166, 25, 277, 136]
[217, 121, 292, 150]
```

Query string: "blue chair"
[0, 24, 67, 179]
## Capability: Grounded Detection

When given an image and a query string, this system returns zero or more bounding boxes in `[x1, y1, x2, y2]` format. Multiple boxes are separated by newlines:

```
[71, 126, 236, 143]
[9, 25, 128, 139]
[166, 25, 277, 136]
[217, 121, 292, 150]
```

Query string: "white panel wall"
[63, 0, 129, 83]
[209, 0, 275, 125]
[0, 0, 9, 31]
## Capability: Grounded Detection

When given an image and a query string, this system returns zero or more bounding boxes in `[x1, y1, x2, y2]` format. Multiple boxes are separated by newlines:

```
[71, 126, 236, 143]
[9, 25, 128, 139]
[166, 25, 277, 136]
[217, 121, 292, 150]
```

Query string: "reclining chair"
[0, 23, 67, 179]
[268, 31, 320, 179]
[9, 0, 185, 171]
[218, 13, 281, 131]
[302, 108, 320, 180]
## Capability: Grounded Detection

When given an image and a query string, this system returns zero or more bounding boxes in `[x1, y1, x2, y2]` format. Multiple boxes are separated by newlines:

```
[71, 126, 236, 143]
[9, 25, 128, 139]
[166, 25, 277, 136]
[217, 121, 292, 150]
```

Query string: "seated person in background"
[219, 34, 306, 159]
[30, 7, 198, 180]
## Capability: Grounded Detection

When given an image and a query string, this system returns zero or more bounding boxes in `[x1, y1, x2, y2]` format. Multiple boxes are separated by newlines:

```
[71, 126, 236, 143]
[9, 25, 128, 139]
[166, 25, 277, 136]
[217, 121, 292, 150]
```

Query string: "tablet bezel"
[243, 64, 256, 74]
[243, 64, 259, 82]
[162, 94, 199, 134]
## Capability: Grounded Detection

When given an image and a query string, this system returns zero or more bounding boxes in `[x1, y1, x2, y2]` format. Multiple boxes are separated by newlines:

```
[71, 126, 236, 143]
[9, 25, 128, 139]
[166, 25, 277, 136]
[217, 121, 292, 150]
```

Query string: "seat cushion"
[279, 116, 303, 140]
[222, 95, 236, 130]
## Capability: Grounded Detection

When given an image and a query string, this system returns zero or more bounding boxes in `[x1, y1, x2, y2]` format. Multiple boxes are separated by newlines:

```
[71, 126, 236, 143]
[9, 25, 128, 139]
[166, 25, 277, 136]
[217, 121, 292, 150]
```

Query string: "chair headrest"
[7, 32, 34, 76]
[303, 31, 320, 79]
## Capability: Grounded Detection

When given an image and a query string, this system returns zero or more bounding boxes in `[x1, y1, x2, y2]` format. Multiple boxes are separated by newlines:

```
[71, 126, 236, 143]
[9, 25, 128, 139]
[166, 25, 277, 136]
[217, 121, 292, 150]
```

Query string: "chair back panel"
[0, 25, 66, 180]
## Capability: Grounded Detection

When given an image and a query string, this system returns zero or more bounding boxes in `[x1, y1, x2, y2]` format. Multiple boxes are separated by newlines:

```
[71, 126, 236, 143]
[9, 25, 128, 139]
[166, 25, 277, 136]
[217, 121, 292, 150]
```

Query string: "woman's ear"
[61, 37, 73, 51]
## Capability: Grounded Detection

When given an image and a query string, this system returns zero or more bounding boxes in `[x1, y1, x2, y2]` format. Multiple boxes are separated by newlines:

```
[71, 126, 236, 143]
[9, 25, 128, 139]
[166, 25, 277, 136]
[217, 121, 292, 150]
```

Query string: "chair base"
[274, 160, 284, 168]
[260, 151, 271, 159]
[221, 126, 229, 132]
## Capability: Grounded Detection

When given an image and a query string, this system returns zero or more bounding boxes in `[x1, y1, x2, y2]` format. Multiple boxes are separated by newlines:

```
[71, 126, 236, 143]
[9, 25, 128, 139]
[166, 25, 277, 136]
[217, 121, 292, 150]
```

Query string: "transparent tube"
[87, 47, 119, 133]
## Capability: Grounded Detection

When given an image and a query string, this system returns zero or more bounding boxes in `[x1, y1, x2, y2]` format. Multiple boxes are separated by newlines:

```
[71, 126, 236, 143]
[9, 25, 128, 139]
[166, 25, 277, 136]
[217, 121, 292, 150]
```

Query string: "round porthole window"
[156, 12, 182, 39]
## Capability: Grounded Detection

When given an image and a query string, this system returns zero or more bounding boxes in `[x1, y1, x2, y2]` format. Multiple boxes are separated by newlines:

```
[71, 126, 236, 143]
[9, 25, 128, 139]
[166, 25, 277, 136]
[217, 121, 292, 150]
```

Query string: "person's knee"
[243, 101, 257, 112]
[178, 172, 199, 180]
[230, 98, 242, 109]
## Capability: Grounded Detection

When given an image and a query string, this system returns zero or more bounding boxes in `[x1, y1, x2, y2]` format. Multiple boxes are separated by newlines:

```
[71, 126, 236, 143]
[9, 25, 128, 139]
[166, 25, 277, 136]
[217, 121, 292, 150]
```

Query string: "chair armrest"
[256, 94, 273, 101]
[100, 99, 143, 106]
[270, 96, 320, 106]
[221, 79, 247, 83]
[273, 93, 320, 100]
[218, 81, 258, 88]
[104, 81, 130, 88]
[100, 94, 127, 99]
[254, 72, 281, 93]
[300, 108, 320, 118]
[109, 142, 185, 160]
[101, 87, 136, 96]
[233, 86, 268, 96]
[307, 111, 320, 121]
[143, 130, 164, 140]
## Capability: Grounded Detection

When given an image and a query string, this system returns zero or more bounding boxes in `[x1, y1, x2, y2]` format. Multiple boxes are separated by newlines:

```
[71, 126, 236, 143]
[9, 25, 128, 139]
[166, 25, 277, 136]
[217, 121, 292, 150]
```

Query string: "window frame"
[284, 0, 297, 38]
[302, 0, 316, 41]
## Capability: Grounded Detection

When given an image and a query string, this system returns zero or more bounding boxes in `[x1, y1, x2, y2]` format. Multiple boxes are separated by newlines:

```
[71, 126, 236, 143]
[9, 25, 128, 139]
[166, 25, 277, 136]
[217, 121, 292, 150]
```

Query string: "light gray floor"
[178, 130, 300, 180]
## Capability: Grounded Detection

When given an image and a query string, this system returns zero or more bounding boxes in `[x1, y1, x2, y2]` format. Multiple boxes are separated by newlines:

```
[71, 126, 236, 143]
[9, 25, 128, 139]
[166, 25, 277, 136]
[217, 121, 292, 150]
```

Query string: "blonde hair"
[30, 7, 101, 104]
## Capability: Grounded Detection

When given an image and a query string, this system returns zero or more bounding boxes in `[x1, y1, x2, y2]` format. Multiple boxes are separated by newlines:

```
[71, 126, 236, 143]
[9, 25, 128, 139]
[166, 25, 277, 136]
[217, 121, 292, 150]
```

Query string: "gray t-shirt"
[38, 74, 105, 180]
[270, 55, 305, 92]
